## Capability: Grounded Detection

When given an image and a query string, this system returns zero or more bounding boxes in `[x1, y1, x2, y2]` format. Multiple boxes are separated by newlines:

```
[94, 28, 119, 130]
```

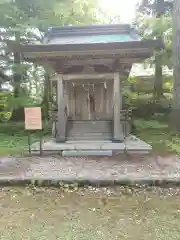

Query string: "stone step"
[67, 137, 112, 141]
[68, 121, 112, 124]
[67, 121, 112, 126]
[67, 133, 112, 138]
[67, 124, 112, 127]
[67, 126, 112, 131]
[62, 150, 113, 157]
[67, 120, 112, 141]
[68, 120, 112, 124]
[67, 134, 112, 138]
[67, 131, 112, 134]
[67, 130, 112, 134]
[68, 131, 111, 135]
[67, 124, 112, 130]
[68, 134, 111, 137]
[67, 133, 112, 139]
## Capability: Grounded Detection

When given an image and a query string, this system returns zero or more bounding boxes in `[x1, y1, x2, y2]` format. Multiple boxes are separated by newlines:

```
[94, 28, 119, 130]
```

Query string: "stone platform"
[31, 135, 152, 156]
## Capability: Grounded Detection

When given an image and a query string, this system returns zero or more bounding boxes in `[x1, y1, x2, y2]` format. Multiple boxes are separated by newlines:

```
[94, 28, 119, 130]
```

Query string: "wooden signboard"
[24, 107, 42, 130]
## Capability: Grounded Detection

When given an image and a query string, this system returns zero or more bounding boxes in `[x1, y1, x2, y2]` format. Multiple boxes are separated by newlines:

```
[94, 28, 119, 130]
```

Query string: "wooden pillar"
[113, 72, 124, 142]
[87, 89, 90, 120]
[72, 84, 76, 119]
[101, 84, 104, 116]
[56, 74, 66, 142]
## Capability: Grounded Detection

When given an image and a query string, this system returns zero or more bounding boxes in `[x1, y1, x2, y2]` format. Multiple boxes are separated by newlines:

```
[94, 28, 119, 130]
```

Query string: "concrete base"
[62, 151, 113, 157]
[112, 139, 124, 143]
[31, 135, 152, 156]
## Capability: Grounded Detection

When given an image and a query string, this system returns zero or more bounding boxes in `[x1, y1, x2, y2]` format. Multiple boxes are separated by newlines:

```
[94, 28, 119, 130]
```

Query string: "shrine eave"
[9, 39, 163, 61]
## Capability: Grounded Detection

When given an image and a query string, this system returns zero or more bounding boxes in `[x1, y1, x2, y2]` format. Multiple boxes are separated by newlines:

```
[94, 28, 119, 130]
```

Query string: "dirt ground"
[0, 186, 180, 240]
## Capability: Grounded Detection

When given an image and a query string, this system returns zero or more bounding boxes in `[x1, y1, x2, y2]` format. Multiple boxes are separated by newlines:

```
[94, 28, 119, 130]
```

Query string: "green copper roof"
[48, 33, 139, 45]
[44, 24, 140, 45]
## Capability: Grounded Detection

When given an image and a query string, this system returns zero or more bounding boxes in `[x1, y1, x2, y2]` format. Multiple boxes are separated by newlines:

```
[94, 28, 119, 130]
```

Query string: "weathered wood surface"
[56, 75, 66, 142]
[113, 72, 124, 141]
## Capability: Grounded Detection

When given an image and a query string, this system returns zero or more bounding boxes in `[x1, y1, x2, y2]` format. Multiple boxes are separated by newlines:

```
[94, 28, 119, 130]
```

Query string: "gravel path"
[0, 155, 179, 185]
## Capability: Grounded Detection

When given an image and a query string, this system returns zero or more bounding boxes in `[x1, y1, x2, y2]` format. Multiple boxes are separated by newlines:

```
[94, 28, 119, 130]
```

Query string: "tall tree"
[155, 0, 164, 99]
[171, 0, 180, 131]
[135, 0, 172, 99]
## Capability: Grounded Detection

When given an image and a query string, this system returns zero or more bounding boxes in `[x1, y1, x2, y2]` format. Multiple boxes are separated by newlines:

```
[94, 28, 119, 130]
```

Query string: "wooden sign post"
[24, 107, 43, 155]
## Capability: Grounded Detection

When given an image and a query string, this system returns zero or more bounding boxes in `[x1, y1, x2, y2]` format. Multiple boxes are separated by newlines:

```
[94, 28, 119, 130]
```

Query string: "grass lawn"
[0, 132, 39, 156]
[0, 133, 29, 156]
[0, 187, 180, 239]
[0, 121, 50, 156]
[135, 119, 180, 155]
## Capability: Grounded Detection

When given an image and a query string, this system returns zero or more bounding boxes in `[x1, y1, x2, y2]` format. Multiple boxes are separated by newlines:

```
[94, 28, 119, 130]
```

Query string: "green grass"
[135, 119, 180, 155]
[0, 187, 180, 239]
[0, 121, 50, 156]
[0, 133, 38, 156]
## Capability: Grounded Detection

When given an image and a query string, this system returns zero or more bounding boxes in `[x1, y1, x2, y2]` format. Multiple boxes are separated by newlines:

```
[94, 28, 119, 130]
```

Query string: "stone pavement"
[0, 155, 180, 186]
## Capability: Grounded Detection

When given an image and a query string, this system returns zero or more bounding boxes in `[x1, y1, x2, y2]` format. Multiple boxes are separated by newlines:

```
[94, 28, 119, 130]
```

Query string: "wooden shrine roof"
[8, 24, 163, 75]
[9, 24, 163, 60]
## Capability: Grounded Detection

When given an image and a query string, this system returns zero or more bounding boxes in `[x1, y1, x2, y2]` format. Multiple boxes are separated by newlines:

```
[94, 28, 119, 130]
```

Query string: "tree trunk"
[14, 31, 21, 98]
[171, 0, 180, 131]
[154, 54, 163, 99]
[42, 71, 51, 120]
[154, 0, 164, 100]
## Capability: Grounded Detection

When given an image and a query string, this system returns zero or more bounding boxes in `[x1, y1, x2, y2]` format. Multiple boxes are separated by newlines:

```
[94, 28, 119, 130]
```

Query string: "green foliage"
[135, 11, 172, 68]
[128, 76, 138, 84]
[7, 95, 37, 110]
[134, 0, 173, 99]
[128, 77, 173, 93]
[163, 80, 172, 92]
[135, 118, 180, 154]
[0, 112, 12, 122]
[139, 0, 173, 15]
[0, 0, 100, 107]
[0, 120, 51, 135]
[124, 91, 171, 118]
[0, 90, 13, 122]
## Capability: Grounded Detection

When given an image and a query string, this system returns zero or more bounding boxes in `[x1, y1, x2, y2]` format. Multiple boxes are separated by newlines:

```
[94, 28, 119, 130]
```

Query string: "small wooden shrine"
[13, 24, 163, 143]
